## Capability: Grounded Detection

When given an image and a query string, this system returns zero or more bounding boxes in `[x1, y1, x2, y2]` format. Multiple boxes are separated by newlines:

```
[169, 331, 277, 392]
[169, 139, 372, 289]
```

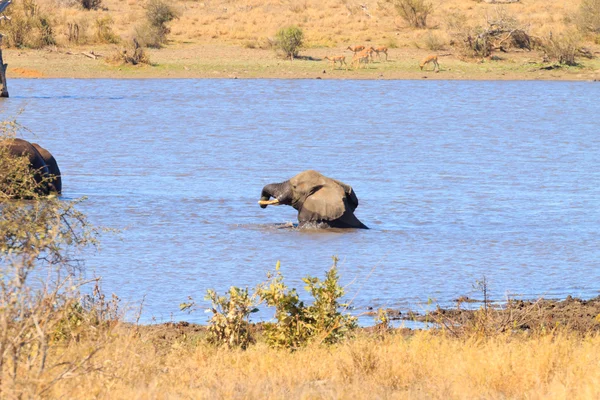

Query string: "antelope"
[374, 46, 388, 61]
[323, 55, 348, 70]
[364, 46, 376, 61]
[352, 49, 371, 69]
[347, 45, 365, 55]
[419, 54, 440, 72]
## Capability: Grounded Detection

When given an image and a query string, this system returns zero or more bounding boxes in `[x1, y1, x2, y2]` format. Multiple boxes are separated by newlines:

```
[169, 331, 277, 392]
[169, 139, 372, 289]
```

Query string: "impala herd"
[322, 45, 439, 72]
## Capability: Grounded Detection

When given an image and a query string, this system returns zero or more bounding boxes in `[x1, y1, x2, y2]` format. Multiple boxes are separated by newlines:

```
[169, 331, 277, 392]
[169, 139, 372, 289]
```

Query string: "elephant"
[258, 170, 368, 229]
[1, 138, 62, 195]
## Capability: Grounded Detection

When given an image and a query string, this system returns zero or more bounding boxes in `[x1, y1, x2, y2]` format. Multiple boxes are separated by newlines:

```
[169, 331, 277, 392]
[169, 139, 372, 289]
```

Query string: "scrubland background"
[2, 0, 600, 78]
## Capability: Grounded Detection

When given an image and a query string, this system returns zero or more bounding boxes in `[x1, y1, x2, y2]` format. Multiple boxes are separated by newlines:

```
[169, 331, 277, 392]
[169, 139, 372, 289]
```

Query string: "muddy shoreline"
[139, 296, 600, 343]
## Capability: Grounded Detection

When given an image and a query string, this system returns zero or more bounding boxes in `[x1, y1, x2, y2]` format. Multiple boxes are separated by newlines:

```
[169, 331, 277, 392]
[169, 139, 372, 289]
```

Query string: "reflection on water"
[2, 79, 600, 324]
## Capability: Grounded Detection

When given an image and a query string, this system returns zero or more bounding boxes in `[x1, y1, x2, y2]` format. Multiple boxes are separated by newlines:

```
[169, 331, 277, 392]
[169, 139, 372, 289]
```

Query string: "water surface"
[2, 79, 599, 324]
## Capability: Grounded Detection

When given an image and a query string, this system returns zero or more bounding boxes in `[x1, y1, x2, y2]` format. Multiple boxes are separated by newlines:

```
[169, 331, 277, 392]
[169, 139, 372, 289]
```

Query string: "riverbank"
[5, 44, 600, 80]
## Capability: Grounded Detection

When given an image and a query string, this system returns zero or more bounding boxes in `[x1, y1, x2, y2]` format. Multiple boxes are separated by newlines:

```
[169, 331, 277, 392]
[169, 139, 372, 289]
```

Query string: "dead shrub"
[384, 0, 433, 29]
[577, 0, 600, 34]
[108, 38, 151, 65]
[79, 0, 102, 10]
[141, 0, 180, 47]
[134, 22, 164, 49]
[543, 30, 582, 66]
[424, 32, 445, 51]
[2, 0, 56, 48]
[94, 16, 120, 44]
[449, 7, 532, 58]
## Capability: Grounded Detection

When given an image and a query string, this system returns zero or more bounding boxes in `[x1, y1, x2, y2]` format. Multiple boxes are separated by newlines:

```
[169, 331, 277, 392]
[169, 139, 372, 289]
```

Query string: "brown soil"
[10, 67, 45, 78]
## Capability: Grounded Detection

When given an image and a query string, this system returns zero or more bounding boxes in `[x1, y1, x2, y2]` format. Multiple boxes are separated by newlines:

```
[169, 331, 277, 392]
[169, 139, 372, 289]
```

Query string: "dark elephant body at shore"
[259, 170, 368, 229]
[1, 138, 62, 195]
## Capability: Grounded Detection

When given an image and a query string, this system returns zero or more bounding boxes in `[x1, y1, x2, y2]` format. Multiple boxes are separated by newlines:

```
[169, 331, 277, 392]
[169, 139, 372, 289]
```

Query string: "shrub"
[577, 0, 600, 34]
[275, 25, 304, 61]
[384, 0, 433, 29]
[257, 258, 357, 350]
[134, 22, 164, 49]
[142, 0, 180, 47]
[79, 0, 102, 11]
[448, 8, 531, 58]
[204, 287, 258, 350]
[197, 259, 357, 351]
[424, 32, 445, 51]
[94, 16, 120, 44]
[108, 39, 151, 65]
[543, 30, 582, 66]
[2, 0, 56, 49]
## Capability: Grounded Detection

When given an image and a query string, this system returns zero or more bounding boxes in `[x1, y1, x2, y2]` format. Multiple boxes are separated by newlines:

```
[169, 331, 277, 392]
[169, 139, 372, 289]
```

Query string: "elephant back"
[32, 142, 62, 194]
[1, 138, 55, 195]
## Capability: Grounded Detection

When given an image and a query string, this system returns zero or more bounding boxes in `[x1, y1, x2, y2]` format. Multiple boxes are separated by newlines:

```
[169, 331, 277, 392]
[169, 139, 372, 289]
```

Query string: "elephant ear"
[331, 179, 359, 212]
[298, 184, 347, 222]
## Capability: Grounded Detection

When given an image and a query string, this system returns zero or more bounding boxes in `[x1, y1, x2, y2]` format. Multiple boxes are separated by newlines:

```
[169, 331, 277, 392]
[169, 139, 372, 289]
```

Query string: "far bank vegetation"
[0, 0, 597, 67]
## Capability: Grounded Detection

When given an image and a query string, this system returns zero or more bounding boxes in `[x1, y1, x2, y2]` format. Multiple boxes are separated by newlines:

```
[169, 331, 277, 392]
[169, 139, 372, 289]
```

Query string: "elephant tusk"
[258, 199, 280, 206]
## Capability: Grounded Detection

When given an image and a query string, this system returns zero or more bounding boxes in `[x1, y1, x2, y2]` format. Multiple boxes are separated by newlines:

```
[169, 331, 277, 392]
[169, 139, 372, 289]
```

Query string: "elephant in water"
[1, 138, 62, 195]
[258, 170, 368, 229]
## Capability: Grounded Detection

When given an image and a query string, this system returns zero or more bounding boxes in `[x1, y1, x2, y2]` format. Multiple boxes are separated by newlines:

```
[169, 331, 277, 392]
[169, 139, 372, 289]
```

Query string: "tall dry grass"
[4, 0, 590, 50]
[45, 326, 600, 399]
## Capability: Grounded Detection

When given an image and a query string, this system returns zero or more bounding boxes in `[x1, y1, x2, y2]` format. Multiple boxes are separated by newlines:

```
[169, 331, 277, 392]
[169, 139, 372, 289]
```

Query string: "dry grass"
[16, 0, 589, 50]
[41, 324, 600, 399]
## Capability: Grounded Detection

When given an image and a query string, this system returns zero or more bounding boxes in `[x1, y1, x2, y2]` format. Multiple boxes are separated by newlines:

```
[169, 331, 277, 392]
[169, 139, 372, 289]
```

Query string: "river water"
[2, 79, 599, 324]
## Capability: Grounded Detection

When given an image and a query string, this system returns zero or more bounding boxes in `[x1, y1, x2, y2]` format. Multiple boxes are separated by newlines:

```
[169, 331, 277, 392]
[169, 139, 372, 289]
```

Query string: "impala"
[352, 49, 370, 69]
[365, 46, 376, 61]
[374, 46, 388, 61]
[419, 54, 440, 72]
[346, 45, 365, 54]
[323, 55, 348, 70]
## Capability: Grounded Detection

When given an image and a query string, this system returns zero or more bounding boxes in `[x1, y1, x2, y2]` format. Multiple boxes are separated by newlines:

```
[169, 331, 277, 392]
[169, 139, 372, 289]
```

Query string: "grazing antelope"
[347, 45, 365, 55]
[419, 54, 440, 72]
[323, 55, 348, 70]
[374, 46, 388, 61]
[364, 46, 376, 61]
[352, 49, 371, 69]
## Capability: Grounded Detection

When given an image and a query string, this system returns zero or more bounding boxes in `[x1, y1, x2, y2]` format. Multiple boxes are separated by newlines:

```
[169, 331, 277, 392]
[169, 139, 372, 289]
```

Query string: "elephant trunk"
[259, 181, 291, 209]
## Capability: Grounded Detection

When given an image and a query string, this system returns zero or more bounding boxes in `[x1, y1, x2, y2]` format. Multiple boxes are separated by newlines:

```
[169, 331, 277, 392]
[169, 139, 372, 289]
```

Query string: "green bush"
[198, 258, 357, 351]
[257, 258, 357, 350]
[275, 25, 304, 61]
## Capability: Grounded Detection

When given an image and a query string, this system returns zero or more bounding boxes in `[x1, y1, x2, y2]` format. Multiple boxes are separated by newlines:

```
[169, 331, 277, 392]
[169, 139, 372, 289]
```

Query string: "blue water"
[2, 79, 599, 325]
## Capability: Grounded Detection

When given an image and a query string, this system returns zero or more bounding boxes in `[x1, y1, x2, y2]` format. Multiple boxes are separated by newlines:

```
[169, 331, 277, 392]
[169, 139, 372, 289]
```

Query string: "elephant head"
[1, 138, 62, 196]
[259, 170, 368, 229]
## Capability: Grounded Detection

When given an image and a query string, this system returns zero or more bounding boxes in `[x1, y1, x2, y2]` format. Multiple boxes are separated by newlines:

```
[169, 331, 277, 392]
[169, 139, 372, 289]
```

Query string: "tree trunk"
[0, 36, 8, 98]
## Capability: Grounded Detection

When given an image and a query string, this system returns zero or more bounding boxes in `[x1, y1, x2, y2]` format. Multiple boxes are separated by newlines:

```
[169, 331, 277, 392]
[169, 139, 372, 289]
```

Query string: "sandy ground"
[3, 44, 600, 80]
